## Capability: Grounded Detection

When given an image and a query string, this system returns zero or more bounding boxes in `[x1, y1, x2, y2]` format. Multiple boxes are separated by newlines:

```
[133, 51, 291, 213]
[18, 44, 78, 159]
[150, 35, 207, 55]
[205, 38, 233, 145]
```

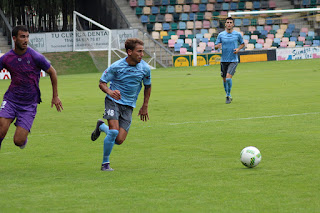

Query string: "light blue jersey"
[100, 57, 151, 108]
[215, 30, 244, 62]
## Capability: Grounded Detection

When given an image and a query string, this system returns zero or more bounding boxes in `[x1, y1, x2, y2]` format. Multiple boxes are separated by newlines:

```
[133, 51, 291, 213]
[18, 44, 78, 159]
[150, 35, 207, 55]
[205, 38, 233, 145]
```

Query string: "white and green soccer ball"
[240, 146, 262, 168]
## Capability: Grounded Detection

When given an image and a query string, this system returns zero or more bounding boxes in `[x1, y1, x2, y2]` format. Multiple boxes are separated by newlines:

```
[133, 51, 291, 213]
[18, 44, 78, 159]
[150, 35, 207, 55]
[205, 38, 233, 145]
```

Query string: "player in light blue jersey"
[215, 17, 245, 104]
[90, 38, 151, 171]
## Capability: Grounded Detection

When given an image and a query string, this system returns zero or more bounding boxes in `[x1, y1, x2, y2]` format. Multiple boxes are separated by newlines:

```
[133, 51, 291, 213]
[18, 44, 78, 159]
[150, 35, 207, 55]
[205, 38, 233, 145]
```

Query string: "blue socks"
[223, 81, 227, 94]
[99, 123, 109, 134]
[102, 129, 119, 164]
[226, 78, 233, 97]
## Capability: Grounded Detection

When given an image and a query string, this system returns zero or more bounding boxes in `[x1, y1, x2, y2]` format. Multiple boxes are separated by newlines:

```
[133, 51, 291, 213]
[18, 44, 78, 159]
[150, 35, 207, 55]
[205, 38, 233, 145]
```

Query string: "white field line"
[169, 112, 320, 126]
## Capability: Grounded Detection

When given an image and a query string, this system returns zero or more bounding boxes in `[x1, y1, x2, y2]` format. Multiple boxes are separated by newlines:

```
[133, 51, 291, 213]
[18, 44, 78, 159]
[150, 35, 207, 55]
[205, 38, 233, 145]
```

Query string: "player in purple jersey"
[0, 25, 63, 150]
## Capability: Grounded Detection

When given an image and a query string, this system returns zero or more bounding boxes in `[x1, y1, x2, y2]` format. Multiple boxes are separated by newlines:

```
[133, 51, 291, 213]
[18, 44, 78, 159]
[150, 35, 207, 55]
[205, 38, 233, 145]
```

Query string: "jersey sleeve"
[215, 34, 222, 45]
[143, 65, 151, 86]
[238, 33, 244, 45]
[100, 66, 115, 83]
[33, 52, 51, 71]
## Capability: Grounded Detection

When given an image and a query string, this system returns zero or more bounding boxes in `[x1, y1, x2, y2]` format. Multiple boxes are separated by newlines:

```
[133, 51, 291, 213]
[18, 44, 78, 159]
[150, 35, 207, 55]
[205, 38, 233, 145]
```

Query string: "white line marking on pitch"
[169, 112, 320, 126]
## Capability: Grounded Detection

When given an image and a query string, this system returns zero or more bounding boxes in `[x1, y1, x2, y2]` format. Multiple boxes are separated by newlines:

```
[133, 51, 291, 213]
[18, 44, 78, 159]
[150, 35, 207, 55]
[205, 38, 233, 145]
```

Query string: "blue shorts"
[0, 100, 37, 132]
[103, 97, 133, 132]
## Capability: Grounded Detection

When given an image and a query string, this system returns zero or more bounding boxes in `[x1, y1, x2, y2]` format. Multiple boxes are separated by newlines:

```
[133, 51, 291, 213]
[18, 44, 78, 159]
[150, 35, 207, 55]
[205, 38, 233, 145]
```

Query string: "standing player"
[91, 38, 151, 171]
[0, 25, 63, 150]
[215, 17, 245, 104]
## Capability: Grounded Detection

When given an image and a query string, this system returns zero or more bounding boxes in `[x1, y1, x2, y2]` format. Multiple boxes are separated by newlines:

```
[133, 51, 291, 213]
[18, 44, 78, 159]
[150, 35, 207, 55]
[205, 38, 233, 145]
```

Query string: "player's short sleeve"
[215, 33, 222, 45]
[32, 51, 51, 71]
[100, 66, 115, 83]
[143, 65, 151, 86]
[238, 32, 244, 44]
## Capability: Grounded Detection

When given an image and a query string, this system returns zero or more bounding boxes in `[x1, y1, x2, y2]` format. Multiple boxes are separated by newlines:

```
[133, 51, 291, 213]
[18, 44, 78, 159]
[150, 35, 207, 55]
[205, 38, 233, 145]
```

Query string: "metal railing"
[110, 0, 173, 67]
[108, 0, 132, 29]
[0, 8, 12, 48]
[137, 28, 173, 67]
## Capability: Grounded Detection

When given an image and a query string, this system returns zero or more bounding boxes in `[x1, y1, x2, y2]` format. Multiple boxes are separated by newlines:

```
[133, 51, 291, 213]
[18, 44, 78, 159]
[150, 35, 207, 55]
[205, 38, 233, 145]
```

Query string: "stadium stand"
[131, 0, 320, 53]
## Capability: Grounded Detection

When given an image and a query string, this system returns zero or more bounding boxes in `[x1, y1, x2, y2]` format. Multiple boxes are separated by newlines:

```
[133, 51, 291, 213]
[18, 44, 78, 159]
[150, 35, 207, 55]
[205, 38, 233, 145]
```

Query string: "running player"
[91, 38, 151, 171]
[0, 25, 63, 150]
[215, 17, 245, 104]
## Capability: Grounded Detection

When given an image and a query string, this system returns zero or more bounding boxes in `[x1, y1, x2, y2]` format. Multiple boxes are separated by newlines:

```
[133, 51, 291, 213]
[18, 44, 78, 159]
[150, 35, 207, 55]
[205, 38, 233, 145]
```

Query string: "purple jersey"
[0, 47, 50, 104]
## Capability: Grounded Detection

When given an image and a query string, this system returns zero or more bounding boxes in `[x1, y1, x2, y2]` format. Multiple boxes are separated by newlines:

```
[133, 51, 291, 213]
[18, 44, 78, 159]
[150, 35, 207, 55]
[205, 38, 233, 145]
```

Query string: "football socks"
[226, 78, 233, 97]
[102, 129, 119, 164]
[99, 123, 109, 134]
[223, 81, 227, 95]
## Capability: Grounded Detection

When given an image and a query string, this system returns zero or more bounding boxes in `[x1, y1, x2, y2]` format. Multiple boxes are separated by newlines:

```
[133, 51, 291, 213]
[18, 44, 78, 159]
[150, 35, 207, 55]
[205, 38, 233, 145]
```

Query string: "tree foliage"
[0, 0, 75, 32]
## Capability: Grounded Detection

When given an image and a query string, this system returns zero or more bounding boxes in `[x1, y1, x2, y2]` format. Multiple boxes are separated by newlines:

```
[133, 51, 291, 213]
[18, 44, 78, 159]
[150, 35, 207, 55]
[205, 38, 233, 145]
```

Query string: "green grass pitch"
[0, 59, 319, 212]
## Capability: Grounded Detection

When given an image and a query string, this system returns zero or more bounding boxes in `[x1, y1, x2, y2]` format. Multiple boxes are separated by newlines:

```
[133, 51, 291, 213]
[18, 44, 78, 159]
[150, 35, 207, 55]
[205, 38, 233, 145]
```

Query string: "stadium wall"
[173, 46, 320, 67]
[28, 29, 138, 53]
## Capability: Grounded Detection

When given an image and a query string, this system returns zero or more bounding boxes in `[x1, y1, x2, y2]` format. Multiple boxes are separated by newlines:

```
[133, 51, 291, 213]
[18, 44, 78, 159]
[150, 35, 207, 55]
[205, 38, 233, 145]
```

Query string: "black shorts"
[220, 62, 238, 78]
[103, 97, 133, 132]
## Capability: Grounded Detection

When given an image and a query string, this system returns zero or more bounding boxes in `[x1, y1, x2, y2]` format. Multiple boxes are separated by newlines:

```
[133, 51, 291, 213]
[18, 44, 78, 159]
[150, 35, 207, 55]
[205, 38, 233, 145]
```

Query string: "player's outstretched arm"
[138, 85, 151, 122]
[46, 66, 63, 112]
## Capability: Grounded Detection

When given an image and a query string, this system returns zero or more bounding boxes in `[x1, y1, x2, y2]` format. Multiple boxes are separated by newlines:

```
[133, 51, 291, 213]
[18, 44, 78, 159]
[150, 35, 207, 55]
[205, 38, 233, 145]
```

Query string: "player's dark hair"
[226, 17, 234, 22]
[12, 25, 29, 37]
[125, 38, 144, 52]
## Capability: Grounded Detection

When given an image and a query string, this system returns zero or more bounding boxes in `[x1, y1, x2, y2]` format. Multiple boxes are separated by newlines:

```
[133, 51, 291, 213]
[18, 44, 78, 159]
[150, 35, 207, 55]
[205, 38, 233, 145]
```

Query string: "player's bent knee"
[115, 139, 125, 145]
[14, 139, 26, 147]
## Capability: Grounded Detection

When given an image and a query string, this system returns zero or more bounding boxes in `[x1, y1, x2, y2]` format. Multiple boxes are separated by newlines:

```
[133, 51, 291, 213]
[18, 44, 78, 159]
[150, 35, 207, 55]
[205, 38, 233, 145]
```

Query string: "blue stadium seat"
[180, 13, 188, 21]
[312, 40, 320, 46]
[290, 36, 297, 42]
[243, 19, 250, 26]
[255, 43, 263, 49]
[201, 37, 209, 43]
[266, 19, 273, 25]
[174, 43, 182, 52]
[211, 20, 219, 28]
[234, 19, 241, 27]
[222, 3, 229, 11]
[274, 38, 281, 45]
[138, 0, 145, 6]
[200, 29, 208, 35]
[151, 6, 159, 14]
[256, 26, 263, 32]
[141, 15, 149, 23]
[157, 14, 165, 22]
[199, 4, 206, 12]
[167, 5, 175, 13]
[163, 22, 170, 30]
[162, 0, 169, 5]
[288, 24, 295, 30]
[179, 22, 186, 30]
[300, 32, 307, 37]
[196, 33, 203, 39]
[154, 0, 161, 6]
[308, 31, 315, 37]
[253, 1, 260, 9]
[189, 13, 195, 21]
[201, 0, 208, 3]
[260, 1, 269, 9]
[230, 2, 237, 10]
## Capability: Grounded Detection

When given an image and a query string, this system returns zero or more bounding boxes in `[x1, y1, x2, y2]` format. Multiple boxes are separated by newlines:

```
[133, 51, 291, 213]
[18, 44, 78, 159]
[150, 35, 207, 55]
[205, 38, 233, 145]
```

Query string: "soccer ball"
[240, 146, 262, 168]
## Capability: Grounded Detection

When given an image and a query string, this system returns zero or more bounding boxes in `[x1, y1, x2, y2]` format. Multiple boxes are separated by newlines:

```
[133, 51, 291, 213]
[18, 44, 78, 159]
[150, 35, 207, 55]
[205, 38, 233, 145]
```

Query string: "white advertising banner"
[276, 47, 320, 60]
[29, 29, 138, 53]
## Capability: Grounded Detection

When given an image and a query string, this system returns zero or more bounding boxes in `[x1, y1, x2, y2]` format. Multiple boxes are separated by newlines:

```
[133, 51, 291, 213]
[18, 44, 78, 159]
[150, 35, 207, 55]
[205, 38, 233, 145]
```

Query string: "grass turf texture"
[0, 59, 319, 212]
